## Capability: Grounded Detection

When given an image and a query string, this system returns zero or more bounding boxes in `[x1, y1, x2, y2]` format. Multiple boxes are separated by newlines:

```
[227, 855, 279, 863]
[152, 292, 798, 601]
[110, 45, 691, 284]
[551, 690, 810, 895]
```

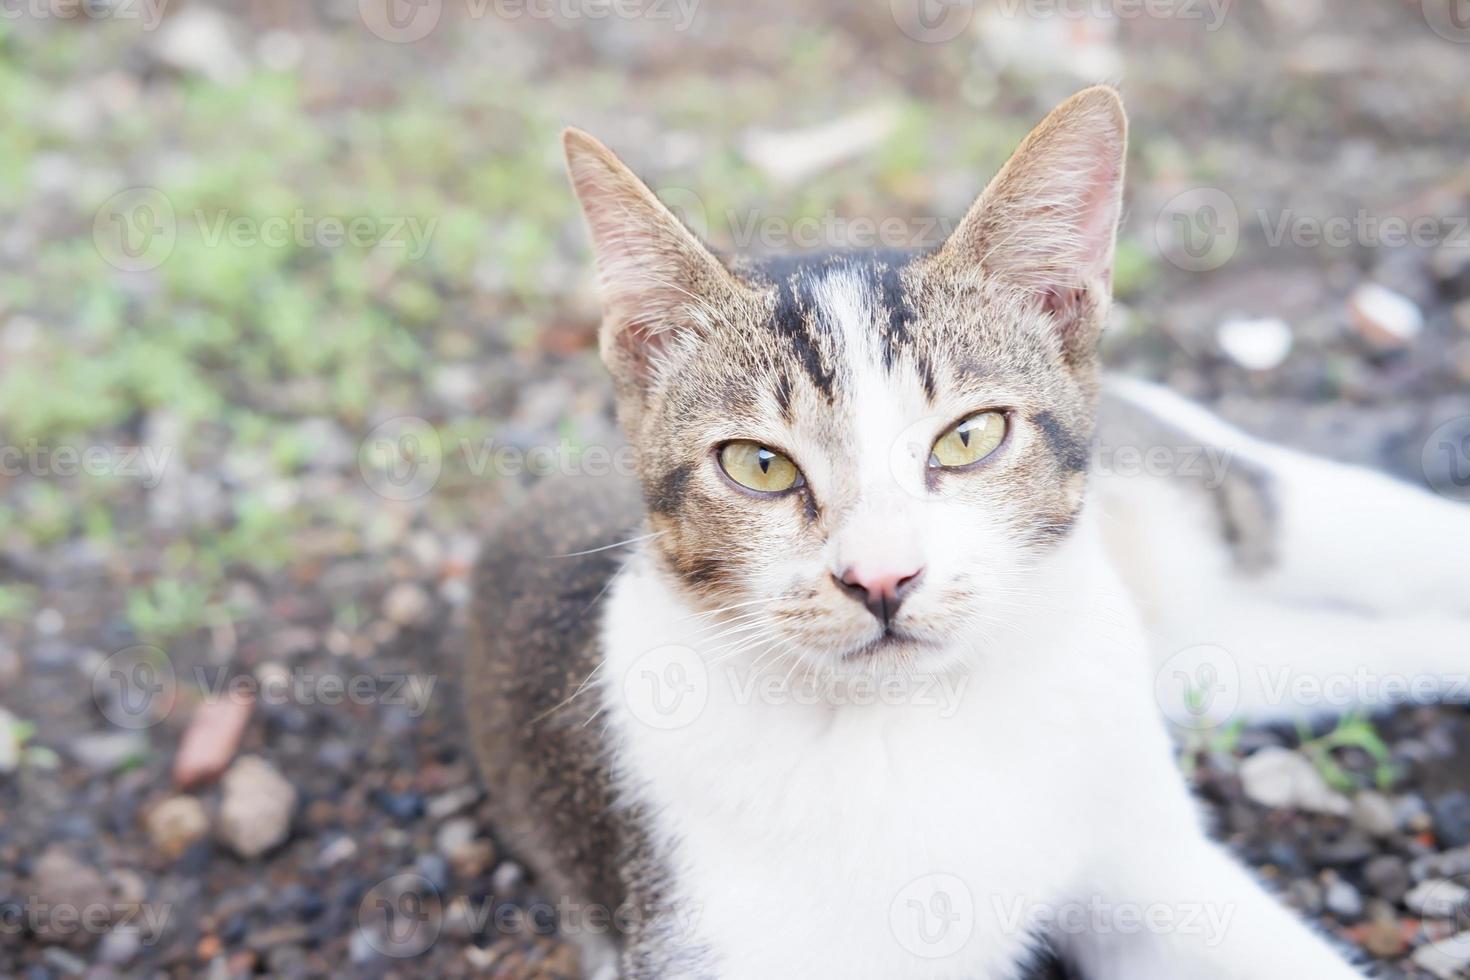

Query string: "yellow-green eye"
[718, 441, 803, 494]
[929, 412, 1008, 469]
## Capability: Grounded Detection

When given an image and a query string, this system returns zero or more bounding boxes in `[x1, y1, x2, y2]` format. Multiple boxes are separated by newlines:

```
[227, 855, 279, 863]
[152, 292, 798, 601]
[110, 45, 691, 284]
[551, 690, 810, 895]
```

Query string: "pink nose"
[834, 564, 925, 626]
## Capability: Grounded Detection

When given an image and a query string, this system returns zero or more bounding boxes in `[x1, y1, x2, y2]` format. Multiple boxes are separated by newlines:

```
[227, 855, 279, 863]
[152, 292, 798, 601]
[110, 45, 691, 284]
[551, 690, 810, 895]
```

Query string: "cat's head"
[565, 88, 1126, 673]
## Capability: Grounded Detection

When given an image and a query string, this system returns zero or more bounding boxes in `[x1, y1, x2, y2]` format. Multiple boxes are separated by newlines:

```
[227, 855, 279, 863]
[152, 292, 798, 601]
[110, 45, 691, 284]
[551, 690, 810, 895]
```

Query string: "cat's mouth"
[842, 627, 931, 660]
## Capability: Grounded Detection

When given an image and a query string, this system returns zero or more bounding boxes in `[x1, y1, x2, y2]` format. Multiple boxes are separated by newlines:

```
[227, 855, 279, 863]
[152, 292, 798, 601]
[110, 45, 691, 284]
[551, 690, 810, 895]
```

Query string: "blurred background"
[2, 0, 1470, 976]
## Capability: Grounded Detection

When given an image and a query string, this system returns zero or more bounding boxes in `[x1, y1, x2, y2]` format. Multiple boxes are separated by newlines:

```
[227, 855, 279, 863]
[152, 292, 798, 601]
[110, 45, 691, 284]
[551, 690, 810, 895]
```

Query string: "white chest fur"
[596, 520, 1188, 980]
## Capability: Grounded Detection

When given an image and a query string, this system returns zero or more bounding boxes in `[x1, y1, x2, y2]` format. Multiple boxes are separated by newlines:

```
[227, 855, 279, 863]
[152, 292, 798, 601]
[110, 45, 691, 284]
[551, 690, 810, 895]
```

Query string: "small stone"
[1348, 283, 1424, 351]
[1434, 792, 1470, 849]
[448, 840, 496, 879]
[383, 583, 431, 626]
[217, 756, 296, 859]
[1407, 879, 1470, 919]
[1324, 876, 1364, 922]
[1364, 855, 1410, 903]
[426, 786, 481, 821]
[1414, 847, 1470, 883]
[1358, 916, 1408, 959]
[173, 697, 254, 789]
[1217, 316, 1293, 371]
[1396, 793, 1434, 834]
[1413, 933, 1470, 979]
[1239, 747, 1351, 816]
[145, 796, 210, 859]
[315, 836, 358, 870]
[0, 708, 21, 774]
[97, 928, 142, 966]
[1351, 791, 1399, 837]
[435, 817, 478, 858]
[491, 861, 524, 894]
[68, 731, 149, 773]
[1286, 878, 1323, 914]
[30, 848, 113, 946]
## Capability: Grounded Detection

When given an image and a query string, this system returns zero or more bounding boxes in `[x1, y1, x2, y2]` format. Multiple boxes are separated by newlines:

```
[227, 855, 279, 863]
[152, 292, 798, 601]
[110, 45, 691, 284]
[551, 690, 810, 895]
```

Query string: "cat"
[466, 87, 1469, 979]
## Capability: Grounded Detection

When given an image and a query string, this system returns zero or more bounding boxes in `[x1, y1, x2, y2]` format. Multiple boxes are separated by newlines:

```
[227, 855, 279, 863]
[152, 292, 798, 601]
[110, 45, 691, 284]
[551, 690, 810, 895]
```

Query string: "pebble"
[383, 583, 431, 626]
[68, 732, 149, 773]
[1286, 878, 1323, 914]
[1358, 913, 1408, 958]
[315, 836, 358, 870]
[426, 786, 481, 821]
[435, 817, 478, 857]
[1348, 283, 1424, 350]
[1323, 875, 1364, 921]
[1351, 791, 1398, 837]
[1364, 855, 1410, 903]
[173, 697, 254, 789]
[145, 796, 210, 859]
[1415, 846, 1470, 882]
[415, 853, 450, 892]
[217, 756, 297, 859]
[1413, 933, 1470, 979]
[1217, 316, 1293, 371]
[1407, 879, 1470, 918]
[1239, 747, 1351, 816]
[97, 929, 142, 966]
[448, 839, 496, 879]
[1434, 792, 1470, 849]
[0, 707, 21, 773]
[30, 848, 113, 945]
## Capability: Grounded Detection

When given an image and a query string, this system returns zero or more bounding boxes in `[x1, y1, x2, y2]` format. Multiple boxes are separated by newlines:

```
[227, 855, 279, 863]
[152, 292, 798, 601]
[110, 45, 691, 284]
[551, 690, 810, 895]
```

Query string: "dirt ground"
[2, 0, 1470, 977]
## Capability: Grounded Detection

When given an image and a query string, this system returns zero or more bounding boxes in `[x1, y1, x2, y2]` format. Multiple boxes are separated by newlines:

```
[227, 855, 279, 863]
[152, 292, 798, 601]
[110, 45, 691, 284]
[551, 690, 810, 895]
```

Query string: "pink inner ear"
[1068, 141, 1124, 282]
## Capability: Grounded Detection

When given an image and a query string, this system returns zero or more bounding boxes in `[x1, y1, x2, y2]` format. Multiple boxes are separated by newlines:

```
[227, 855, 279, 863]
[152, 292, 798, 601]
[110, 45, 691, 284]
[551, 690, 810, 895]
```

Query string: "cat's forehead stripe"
[749, 249, 928, 403]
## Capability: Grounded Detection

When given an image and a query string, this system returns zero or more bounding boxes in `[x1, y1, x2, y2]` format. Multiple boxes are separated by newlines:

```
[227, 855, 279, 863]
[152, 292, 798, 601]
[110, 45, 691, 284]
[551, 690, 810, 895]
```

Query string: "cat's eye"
[718, 441, 804, 495]
[929, 411, 1008, 469]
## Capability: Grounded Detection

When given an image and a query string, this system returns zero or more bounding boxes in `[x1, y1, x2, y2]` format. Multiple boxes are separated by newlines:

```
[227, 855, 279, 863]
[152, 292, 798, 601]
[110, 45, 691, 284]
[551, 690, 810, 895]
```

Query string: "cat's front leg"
[1055, 835, 1363, 980]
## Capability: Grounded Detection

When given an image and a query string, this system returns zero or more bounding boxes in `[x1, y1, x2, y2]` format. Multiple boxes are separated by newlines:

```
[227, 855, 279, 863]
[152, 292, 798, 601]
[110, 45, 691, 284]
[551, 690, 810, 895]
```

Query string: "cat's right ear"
[563, 129, 746, 396]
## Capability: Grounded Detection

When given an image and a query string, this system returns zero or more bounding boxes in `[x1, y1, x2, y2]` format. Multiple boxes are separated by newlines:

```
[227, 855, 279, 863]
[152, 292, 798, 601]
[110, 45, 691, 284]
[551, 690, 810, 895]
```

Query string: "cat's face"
[566, 88, 1126, 674]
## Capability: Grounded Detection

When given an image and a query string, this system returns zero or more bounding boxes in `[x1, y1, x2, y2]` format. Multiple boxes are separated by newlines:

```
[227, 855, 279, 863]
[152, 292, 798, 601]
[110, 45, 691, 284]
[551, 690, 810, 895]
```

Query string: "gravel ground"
[2, 1, 1470, 977]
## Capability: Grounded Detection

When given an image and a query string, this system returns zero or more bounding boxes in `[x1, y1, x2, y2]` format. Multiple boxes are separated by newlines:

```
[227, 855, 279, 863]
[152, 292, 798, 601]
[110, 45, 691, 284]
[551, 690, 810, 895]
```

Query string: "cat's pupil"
[959, 428, 971, 446]
[758, 449, 772, 473]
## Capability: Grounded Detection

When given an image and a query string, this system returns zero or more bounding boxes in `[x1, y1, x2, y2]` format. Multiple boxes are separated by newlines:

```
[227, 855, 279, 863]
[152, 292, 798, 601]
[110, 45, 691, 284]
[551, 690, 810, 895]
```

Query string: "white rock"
[383, 582, 431, 626]
[1414, 932, 1470, 980]
[1351, 790, 1399, 837]
[1239, 747, 1351, 816]
[146, 795, 210, 858]
[1217, 317, 1293, 371]
[740, 105, 899, 186]
[0, 708, 21, 774]
[1408, 879, 1470, 919]
[1349, 283, 1424, 350]
[152, 8, 248, 85]
[218, 756, 296, 859]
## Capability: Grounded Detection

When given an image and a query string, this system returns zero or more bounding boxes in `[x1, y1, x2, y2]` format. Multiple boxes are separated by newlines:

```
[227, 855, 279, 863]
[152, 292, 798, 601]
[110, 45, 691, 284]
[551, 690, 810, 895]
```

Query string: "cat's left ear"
[938, 86, 1127, 367]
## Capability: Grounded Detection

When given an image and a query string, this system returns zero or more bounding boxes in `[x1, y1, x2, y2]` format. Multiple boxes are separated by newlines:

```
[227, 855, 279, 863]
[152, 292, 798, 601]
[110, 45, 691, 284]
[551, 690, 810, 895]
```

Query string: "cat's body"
[467, 89, 1469, 978]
